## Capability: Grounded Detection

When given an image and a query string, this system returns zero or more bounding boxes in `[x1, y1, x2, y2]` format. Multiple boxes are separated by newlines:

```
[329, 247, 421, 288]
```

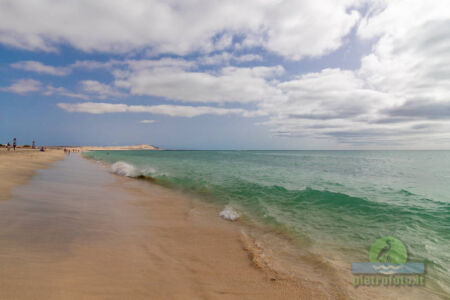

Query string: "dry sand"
[0, 148, 64, 201]
[0, 152, 312, 299]
[0, 149, 432, 299]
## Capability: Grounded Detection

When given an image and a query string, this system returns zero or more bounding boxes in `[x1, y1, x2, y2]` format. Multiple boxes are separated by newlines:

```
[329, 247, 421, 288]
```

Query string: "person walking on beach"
[13, 138, 17, 151]
[7, 142, 11, 151]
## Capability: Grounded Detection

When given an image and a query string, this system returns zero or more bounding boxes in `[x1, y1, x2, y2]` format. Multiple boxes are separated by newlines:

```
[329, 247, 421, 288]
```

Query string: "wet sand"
[0, 154, 311, 299]
[0, 152, 438, 299]
[0, 148, 64, 201]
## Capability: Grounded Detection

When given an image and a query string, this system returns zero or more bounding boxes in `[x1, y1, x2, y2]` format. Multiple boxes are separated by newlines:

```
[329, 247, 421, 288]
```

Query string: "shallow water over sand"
[85, 150, 450, 298]
[0, 154, 442, 299]
[0, 155, 309, 299]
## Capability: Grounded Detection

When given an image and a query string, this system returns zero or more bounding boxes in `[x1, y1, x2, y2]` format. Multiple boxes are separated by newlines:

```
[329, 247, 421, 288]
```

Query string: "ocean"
[83, 150, 450, 298]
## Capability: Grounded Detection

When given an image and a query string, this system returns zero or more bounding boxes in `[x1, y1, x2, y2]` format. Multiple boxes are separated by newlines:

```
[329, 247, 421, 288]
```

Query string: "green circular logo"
[369, 236, 407, 264]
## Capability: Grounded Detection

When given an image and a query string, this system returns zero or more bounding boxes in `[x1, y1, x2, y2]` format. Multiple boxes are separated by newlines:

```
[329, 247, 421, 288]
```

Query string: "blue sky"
[1, 0, 449, 149]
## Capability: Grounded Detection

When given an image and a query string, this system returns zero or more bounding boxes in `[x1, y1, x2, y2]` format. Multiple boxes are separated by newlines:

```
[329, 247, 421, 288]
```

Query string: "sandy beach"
[2, 0, 449, 298]
[0, 152, 308, 299]
[0, 150, 440, 299]
[0, 148, 64, 201]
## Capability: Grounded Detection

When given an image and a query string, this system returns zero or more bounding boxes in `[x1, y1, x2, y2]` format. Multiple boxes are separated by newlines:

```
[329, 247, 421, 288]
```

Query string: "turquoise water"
[84, 150, 449, 296]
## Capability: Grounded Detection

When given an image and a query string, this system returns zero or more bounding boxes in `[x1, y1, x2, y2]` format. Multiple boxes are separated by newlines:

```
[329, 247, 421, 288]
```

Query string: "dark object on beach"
[7, 142, 11, 151]
[40, 146, 45, 152]
[32, 140, 36, 149]
[13, 138, 17, 151]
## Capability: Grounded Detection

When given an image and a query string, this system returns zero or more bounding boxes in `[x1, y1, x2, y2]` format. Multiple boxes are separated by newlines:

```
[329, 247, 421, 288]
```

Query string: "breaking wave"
[111, 161, 141, 177]
[111, 161, 164, 178]
[219, 205, 240, 221]
[83, 150, 450, 297]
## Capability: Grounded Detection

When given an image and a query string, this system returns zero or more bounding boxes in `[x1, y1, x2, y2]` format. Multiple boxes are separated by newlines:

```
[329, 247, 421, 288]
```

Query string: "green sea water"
[83, 150, 449, 297]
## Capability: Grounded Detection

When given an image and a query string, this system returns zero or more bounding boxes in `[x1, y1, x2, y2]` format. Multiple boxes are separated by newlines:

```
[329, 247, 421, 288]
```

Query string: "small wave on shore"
[83, 150, 450, 298]
[219, 205, 240, 221]
[111, 161, 165, 179]
[111, 161, 141, 177]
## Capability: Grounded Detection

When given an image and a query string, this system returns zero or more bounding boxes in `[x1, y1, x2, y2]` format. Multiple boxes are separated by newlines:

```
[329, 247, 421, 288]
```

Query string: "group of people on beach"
[4, 138, 45, 152]
[64, 148, 80, 155]
[5, 138, 17, 151]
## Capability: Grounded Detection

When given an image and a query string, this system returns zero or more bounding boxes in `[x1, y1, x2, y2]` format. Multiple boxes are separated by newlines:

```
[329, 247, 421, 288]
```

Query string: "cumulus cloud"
[11, 61, 70, 76]
[70, 60, 118, 70]
[3, 0, 450, 147]
[382, 101, 450, 121]
[357, 0, 450, 111]
[115, 64, 284, 103]
[57, 102, 249, 117]
[0, 0, 361, 60]
[43, 85, 90, 100]
[198, 53, 263, 65]
[253, 0, 450, 144]
[80, 80, 126, 99]
[258, 1, 360, 60]
[258, 69, 382, 139]
[0, 79, 42, 94]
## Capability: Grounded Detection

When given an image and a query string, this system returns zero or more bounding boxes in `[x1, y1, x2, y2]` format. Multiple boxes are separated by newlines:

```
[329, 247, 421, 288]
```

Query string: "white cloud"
[73, 54, 260, 71]
[11, 61, 70, 76]
[259, 1, 360, 60]
[355, 0, 450, 127]
[115, 64, 284, 103]
[358, 0, 450, 98]
[0, 79, 91, 99]
[80, 80, 126, 99]
[0, 79, 42, 94]
[58, 102, 128, 114]
[3, 1, 450, 147]
[198, 53, 263, 65]
[259, 69, 390, 137]
[71, 60, 118, 70]
[236, 54, 263, 63]
[140, 119, 157, 124]
[57, 102, 248, 117]
[255, 0, 450, 145]
[43, 85, 90, 100]
[0, 0, 361, 60]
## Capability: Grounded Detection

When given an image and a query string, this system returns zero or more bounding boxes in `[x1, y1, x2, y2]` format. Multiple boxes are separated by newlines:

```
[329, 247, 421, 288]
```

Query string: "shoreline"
[0, 150, 442, 299]
[81, 152, 443, 300]
[0, 148, 64, 201]
[48, 144, 162, 151]
[0, 153, 309, 299]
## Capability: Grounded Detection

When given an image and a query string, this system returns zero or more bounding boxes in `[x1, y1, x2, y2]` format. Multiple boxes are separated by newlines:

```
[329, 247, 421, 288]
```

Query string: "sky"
[0, 0, 449, 149]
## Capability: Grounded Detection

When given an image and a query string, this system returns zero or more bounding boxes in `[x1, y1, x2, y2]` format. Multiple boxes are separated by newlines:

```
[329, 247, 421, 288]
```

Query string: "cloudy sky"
[1, 0, 449, 149]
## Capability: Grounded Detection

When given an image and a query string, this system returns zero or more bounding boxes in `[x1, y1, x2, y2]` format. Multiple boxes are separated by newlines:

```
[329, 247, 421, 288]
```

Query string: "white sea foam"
[219, 205, 240, 221]
[111, 161, 141, 177]
[142, 167, 157, 175]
